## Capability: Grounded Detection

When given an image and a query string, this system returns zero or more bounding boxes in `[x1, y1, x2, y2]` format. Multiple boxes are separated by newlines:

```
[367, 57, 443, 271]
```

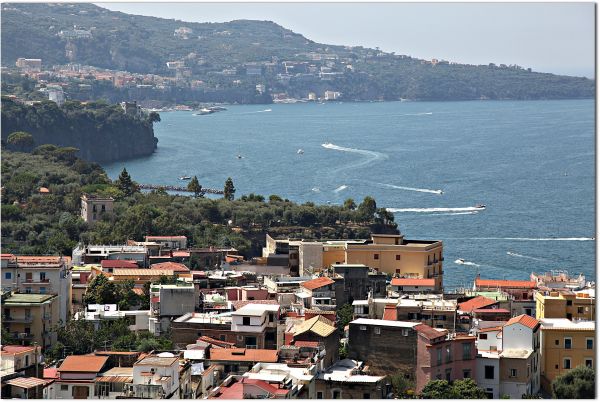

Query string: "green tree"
[420, 379, 487, 399]
[336, 303, 354, 332]
[115, 168, 137, 197]
[358, 196, 377, 222]
[269, 194, 283, 203]
[343, 198, 357, 210]
[188, 176, 203, 197]
[552, 365, 595, 399]
[1, 326, 16, 345]
[148, 111, 161, 124]
[388, 371, 415, 398]
[223, 177, 236, 201]
[7, 131, 34, 152]
[84, 274, 121, 305]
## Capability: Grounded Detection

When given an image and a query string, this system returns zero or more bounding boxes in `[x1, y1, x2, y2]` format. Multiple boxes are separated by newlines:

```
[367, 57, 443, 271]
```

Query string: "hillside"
[1, 3, 594, 101]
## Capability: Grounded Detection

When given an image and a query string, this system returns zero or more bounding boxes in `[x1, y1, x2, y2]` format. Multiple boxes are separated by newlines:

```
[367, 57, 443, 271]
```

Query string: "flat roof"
[136, 355, 179, 366]
[540, 319, 595, 330]
[3, 293, 56, 304]
[232, 303, 279, 316]
[350, 318, 419, 328]
[500, 349, 533, 359]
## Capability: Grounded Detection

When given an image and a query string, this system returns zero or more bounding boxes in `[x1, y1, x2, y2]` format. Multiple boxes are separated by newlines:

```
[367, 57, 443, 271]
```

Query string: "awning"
[6, 377, 49, 389]
[95, 376, 133, 383]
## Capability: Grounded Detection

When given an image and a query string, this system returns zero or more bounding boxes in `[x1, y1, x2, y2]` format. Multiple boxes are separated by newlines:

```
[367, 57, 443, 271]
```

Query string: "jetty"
[138, 184, 224, 195]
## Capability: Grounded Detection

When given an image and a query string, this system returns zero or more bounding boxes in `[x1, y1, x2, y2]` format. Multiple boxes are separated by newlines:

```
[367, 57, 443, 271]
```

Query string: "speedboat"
[179, 176, 191, 180]
[297, 149, 304, 154]
[456, 258, 465, 264]
[475, 204, 486, 209]
[236, 154, 242, 159]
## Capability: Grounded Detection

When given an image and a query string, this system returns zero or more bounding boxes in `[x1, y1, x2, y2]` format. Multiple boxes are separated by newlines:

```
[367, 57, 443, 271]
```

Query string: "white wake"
[454, 259, 480, 267]
[333, 185, 348, 193]
[450, 237, 595, 242]
[506, 251, 546, 261]
[388, 206, 484, 213]
[378, 182, 443, 195]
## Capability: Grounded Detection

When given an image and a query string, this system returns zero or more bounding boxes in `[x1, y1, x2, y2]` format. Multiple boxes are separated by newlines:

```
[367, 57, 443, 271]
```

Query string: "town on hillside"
[0, 192, 595, 399]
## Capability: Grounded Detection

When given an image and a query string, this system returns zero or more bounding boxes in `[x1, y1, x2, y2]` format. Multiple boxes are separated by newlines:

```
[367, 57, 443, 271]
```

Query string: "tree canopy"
[420, 379, 488, 399]
[552, 365, 595, 399]
[224, 177, 236, 201]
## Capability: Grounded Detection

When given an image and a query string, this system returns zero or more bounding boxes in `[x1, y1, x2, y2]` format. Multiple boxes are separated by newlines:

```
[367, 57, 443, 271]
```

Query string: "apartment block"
[1, 293, 59, 350]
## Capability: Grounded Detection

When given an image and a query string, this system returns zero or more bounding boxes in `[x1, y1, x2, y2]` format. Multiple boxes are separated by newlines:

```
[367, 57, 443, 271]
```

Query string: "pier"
[138, 184, 224, 195]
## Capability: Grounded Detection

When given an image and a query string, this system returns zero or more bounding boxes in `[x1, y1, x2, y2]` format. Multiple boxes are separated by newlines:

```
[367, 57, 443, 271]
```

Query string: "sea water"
[104, 99, 595, 289]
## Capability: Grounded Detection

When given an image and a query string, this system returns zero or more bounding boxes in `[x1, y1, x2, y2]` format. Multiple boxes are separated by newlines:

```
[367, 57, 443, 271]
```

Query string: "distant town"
[0, 190, 595, 399]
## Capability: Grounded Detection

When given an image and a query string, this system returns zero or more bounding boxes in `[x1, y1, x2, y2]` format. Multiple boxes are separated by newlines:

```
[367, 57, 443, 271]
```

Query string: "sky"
[96, 2, 595, 78]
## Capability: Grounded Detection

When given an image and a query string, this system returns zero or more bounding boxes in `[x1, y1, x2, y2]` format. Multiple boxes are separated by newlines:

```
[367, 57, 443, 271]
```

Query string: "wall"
[299, 242, 323, 276]
[503, 324, 533, 350]
[476, 356, 500, 399]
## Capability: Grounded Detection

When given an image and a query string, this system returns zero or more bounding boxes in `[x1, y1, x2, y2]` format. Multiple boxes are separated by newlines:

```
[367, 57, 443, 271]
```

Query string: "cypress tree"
[116, 168, 136, 196]
[188, 176, 203, 197]
[224, 177, 236, 201]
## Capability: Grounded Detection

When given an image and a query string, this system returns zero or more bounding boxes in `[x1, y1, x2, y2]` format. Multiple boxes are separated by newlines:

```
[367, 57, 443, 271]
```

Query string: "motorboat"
[455, 258, 465, 264]
[236, 154, 242, 159]
[297, 149, 304, 154]
[475, 204, 486, 209]
[179, 176, 191, 180]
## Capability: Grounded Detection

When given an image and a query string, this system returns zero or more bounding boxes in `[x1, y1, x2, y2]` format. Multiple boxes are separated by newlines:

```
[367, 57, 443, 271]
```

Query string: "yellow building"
[1, 293, 59, 350]
[535, 289, 595, 320]
[345, 234, 444, 290]
[539, 318, 595, 392]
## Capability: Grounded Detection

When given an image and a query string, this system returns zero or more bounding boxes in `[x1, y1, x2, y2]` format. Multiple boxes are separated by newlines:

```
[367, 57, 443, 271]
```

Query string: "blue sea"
[104, 100, 596, 289]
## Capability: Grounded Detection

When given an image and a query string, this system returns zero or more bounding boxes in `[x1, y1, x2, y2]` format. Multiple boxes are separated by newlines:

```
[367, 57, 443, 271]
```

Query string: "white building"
[149, 283, 197, 335]
[231, 303, 280, 335]
[324, 90, 341, 101]
[242, 362, 317, 398]
[128, 353, 186, 399]
[72, 244, 147, 266]
[77, 304, 149, 331]
[15, 58, 42, 72]
[80, 194, 114, 224]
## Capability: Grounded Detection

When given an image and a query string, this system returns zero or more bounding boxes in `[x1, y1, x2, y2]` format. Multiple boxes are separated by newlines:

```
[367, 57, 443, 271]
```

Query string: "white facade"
[231, 304, 280, 333]
[476, 328, 502, 352]
[476, 354, 500, 399]
[79, 304, 150, 331]
[131, 355, 181, 399]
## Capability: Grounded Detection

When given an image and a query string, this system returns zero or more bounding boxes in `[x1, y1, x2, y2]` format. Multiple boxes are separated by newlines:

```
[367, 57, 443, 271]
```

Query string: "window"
[363, 393, 371, 399]
[316, 392, 323, 399]
[578, 307, 584, 314]
[374, 254, 379, 260]
[360, 325, 367, 331]
[479, 333, 488, 340]
[463, 370, 471, 378]
[40, 287, 46, 294]
[462, 343, 472, 359]
[563, 358, 571, 369]
[93, 205, 97, 212]
[484, 366, 495, 379]
[509, 369, 517, 377]
[446, 346, 452, 362]
[525, 308, 532, 316]
[4, 272, 11, 280]
[374, 327, 381, 335]
[445, 369, 452, 382]
[437, 348, 442, 365]
[566, 313, 572, 320]
[566, 300, 572, 306]
[436, 374, 442, 380]
[401, 329, 409, 336]
[586, 338, 594, 350]
[396, 269, 400, 274]
[396, 255, 401, 261]
[332, 390, 340, 399]
[101, 204, 106, 212]
[564, 338, 572, 349]
[555, 339, 560, 346]
[242, 316, 250, 325]
[39, 272, 46, 281]
[61, 385, 68, 391]
[25, 287, 32, 294]
[585, 359, 593, 368]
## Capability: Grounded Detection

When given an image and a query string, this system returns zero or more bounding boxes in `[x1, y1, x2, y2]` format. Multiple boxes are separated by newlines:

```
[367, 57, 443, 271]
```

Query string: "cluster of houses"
[1, 220, 595, 399]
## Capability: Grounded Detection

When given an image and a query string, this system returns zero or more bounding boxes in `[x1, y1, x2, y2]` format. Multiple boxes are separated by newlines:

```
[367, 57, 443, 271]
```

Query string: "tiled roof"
[292, 340, 320, 348]
[476, 279, 536, 289]
[458, 296, 498, 312]
[1, 345, 37, 355]
[43, 368, 58, 379]
[414, 324, 448, 340]
[478, 326, 503, 333]
[391, 278, 435, 287]
[473, 308, 510, 313]
[505, 314, 540, 330]
[209, 348, 278, 363]
[211, 381, 244, 399]
[243, 378, 289, 396]
[232, 299, 278, 310]
[293, 315, 336, 338]
[150, 262, 190, 272]
[383, 304, 397, 321]
[58, 355, 109, 373]
[1, 253, 16, 259]
[101, 259, 138, 268]
[132, 288, 145, 296]
[301, 276, 335, 290]
[111, 269, 183, 276]
[172, 251, 191, 257]
[198, 336, 235, 348]
[5, 377, 49, 389]
[38, 187, 50, 193]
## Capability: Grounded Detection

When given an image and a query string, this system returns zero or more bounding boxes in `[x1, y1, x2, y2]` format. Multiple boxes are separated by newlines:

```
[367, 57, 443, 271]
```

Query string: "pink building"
[415, 324, 477, 393]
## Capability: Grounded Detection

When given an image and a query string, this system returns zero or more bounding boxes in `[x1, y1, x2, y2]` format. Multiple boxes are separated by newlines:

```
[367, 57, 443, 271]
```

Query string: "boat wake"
[388, 206, 484, 213]
[378, 182, 443, 195]
[422, 211, 478, 216]
[454, 259, 480, 267]
[322, 143, 386, 160]
[404, 112, 433, 116]
[506, 251, 546, 261]
[311, 187, 321, 193]
[333, 185, 348, 193]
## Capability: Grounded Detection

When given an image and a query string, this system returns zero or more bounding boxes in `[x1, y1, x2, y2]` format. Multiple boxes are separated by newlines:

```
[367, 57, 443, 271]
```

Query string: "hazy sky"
[97, 2, 595, 78]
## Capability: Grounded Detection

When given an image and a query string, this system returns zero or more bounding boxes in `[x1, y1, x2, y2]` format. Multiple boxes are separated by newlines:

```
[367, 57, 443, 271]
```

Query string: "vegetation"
[388, 371, 415, 398]
[83, 274, 146, 310]
[1, 97, 158, 162]
[224, 177, 236, 201]
[46, 318, 173, 361]
[420, 379, 488, 399]
[1, 150, 398, 257]
[336, 303, 354, 333]
[1, 3, 594, 103]
[187, 176, 203, 197]
[115, 167, 137, 197]
[551, 365, 595, 399]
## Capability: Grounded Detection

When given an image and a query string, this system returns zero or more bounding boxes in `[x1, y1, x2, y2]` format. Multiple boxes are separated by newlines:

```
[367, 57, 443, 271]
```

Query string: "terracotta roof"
[211, 381, 244, 399]
[1, 345, 37, 355]
[478, 326, 503, 333]
[58, 355, 109, 373]
[1, 253, 16, 259]
[172, 251, 191, 257]
[101, 259, 138, 269]
[209, 348, 278, 362]
[198, 336, 235, 348]
[301, 276, 335, 290]
[476, 279, 536, 289]
[415, 324, 448, 340]
[243, 378, 289, 396]
[473, 308, 510, 313]
[292, 340, 320, 348]
[150, 262, 190, 272]
[383, 304, 397, 321]
[15, 256, 63, 264]
[391, 278, 435, 287]
[5, 377, 49, 389]
[505, 314, 540, 330]
[43, 368, 58, 379]
[132, 288, 145, 296]
[232, 299, 278, 310]
[458, 296, 498, 312]
[111, 269, 182, 276]
[293, 315, 336, 338]
[38, 187, 50, 193]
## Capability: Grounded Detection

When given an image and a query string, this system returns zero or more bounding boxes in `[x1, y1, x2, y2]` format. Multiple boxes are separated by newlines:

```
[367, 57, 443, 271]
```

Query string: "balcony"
[24, 278, 50, 284]
[3, 316, 33, 323]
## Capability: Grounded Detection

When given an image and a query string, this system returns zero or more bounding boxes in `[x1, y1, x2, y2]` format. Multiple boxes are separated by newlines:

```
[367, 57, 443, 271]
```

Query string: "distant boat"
[179, 176, 191, 180]
[456, 258, 465, 264]
[475, 204, 486, 209]
[297, 149, 304, 155]
[237, 154, 242, 159]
